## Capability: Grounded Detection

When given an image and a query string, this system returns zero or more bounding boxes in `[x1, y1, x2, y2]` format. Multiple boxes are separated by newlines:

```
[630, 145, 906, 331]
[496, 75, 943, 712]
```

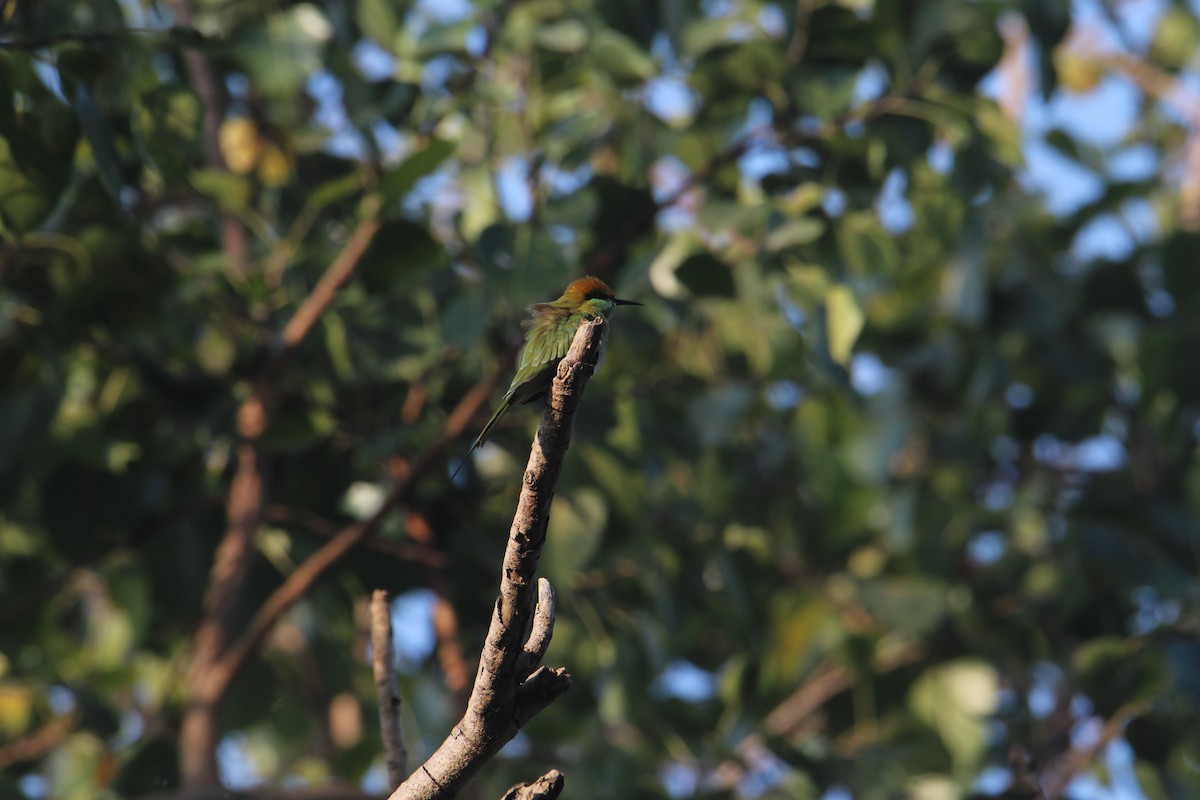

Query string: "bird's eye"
[585, 292, 611, 301]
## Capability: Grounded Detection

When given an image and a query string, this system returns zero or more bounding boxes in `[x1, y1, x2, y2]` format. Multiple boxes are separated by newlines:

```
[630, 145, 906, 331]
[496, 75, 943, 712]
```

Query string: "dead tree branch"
[500, 770, 565, 800]
[371, 590, 408, 787]
[181, 208, 384, 787]
[390, 317, 609, 800]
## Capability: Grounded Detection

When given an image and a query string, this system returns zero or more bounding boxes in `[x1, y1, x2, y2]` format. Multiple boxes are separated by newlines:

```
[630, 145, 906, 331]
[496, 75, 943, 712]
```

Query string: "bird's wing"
[453, 309, 581, 478]
[502, 309, 579, 406]
[521, 302, 559, 330]
[519, 311, 577, 370]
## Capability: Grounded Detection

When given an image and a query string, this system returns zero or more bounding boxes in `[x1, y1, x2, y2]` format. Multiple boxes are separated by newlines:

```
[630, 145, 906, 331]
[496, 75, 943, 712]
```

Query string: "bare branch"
[142, 786, 382, 800]
[0, 29, 127, 49]
[1040, 703, 1147, 799]
[402, 510, 472, 700]
[433, 591, 472, 699]
[182, 440, 266, 785]
[762, 640, 924, 737]
[515, 578, 556, 678]
[786, 0, 813, 64]
[209, 360, 501, 698]
[390, 318, 608, 800]
[281, 209, 383, 350]
[0, 714, 76, 769]
[167, 0, 251, 278]
[371, 590, 408, 787]
[264, 505, 447, 568]
[182, 204, 382, 787]
[500, 770, 565, 800]
[171, 0, 276, 773]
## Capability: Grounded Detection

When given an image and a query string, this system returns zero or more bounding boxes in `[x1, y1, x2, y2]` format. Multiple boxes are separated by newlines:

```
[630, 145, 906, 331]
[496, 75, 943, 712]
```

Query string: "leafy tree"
[2, 0, 1199, 798]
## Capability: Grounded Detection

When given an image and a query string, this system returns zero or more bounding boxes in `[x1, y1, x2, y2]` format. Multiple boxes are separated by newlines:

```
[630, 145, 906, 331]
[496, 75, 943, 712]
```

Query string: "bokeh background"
[2, 0, 1200, 797]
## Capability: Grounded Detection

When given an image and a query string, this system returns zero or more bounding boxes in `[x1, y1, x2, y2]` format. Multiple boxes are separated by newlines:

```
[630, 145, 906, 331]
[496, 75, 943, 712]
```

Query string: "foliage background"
[2, 0, 1200, 797]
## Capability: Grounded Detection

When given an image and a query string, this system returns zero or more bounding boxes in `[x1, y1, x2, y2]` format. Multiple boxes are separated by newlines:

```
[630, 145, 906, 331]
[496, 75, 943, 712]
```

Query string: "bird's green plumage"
[451, 277, 639, 479]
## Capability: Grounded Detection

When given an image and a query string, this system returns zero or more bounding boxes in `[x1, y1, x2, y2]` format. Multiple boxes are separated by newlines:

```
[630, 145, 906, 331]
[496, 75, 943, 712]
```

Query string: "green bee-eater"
[453, 276, 641, 478]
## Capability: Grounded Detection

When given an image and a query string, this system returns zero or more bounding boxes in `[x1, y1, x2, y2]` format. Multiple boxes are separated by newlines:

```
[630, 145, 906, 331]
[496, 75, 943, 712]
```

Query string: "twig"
[182, 437, 267, 785]
[404, 511, 472, 700]
[141, 786, 381, 800]
[281, 207, 382, 349]
[167, 0, 251, 278]
[433, 592, 472, 699]
[371, 590, 407, 787]
[172, 1, 271, 771]
[786, 0, 813, 64]
[762, 640, 924, 737]
[1008, 745, 1048, 800]
[0, 30, 125, 49]
[0, 714, 76, 769]
[181, 206, 384, 786]
[389, 318, 608, 800]
[500, 770, 565, 800]
[191, 358, 503, 735]
[1040, 703, 1147, 799]
[263, 505, 447, 568]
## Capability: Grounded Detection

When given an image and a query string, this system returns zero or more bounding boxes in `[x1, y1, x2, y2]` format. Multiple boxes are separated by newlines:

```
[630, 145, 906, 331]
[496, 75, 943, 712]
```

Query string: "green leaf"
[189, 168, 252, 212]
[581, 445, 644, 519]
[357, 0, 400, 50]
[416, 22, 476, 59]
[1073, 638, 1167, 713]
[683, 18, 739, 57]
[308, 170, 367, 209]
[790, 66, 858, 120]
[322, 313, 355, 379]
[825, 284, 863, 366]
[234, 4, 333, 97]
[535, 20, 590, 53]
[195, 324, 236, 376]
[839, 211, 900, 276]
[133, 85, 201, 184]
[975, 101, 1023, 167]
[909, 659, 999, 777]
[544, 489, 608, 581]
[1151, 7, 1200, 71]
[590, 29, 657, 85]
[378, 138, 455, 205]
[0, 136, 55, 232]
[858, 577, 946, 637]
[765, 217, 825, 252]
[74, 82, 123, 200]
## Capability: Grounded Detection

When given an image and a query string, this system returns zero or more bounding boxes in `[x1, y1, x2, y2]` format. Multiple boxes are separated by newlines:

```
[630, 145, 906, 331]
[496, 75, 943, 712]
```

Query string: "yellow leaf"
[0, 684, 33, 736]
[218, 117, 263, 174]
[826, 284, 863, 366]
[257, 143, 293, 187]
[1053, 45, 1103, 94]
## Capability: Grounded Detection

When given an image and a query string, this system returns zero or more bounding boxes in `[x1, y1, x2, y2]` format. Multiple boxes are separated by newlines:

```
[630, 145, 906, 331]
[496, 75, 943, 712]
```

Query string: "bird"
[452, 276, 641, 479]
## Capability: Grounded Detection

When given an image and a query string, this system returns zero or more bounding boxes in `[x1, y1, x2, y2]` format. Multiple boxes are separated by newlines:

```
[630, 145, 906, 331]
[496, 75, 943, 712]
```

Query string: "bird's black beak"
[613, 298, 642, 307]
